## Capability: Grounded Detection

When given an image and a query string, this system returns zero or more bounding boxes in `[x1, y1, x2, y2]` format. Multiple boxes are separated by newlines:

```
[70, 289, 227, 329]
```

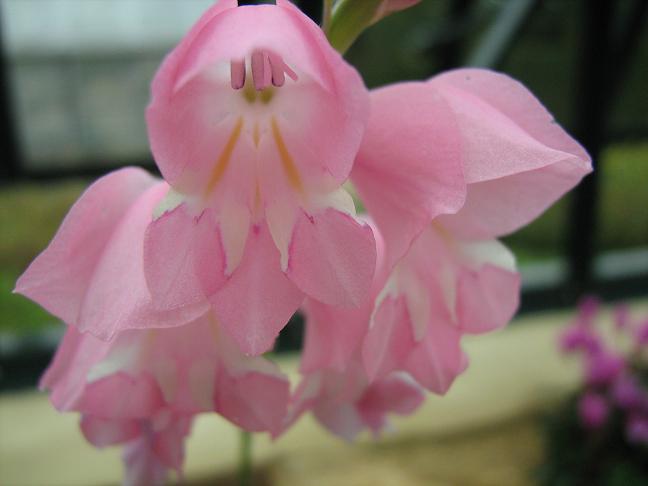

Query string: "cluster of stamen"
[230, 49, 298, 92]
[203, 51, 303, 205]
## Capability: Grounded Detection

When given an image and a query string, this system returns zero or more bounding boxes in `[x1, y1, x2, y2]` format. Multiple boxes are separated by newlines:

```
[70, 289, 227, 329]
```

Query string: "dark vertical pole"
[565, 0, 614, 299]
[297, 0, 322, 24]
[437, 0, 474, 70]
[0, 7, 22, 181]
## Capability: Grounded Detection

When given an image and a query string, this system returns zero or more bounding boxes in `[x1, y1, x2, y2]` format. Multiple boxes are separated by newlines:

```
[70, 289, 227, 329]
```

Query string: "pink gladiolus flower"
[40, 313, 290, 437]
[352, 69, 592, 269]
[81, 411, 193, 486]
[352, 69, 591, 391]
[145, 0, 375, 354]
[290, 360, 424, 441]
[578, 393, 609, 430]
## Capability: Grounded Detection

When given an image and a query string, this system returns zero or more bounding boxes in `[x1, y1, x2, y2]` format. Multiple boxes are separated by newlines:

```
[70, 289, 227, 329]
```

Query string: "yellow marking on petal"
[137, 329, 158, 369]
[271, 116, 303, 192]
[208, 313, 220, 344]
[253, 122, 261, 147]
[254, 181, 262, 211]
[204, 117, 244, 197]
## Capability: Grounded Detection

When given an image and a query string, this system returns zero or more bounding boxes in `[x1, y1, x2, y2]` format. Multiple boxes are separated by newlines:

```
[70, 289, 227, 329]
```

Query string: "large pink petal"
[39, 328, 162, 418]
[431, 68, 592, 238]
[77, 374, 164, 419]
[300, 298, 370, 374]
[80, 416, 141, 448]
[352, 82, 466, 269]
[15, 168, 158, 327]
[210, 223, 304, 356]
[438, 162, 590, 238]
[144, 204, 226, 310]
[313, 402, 365, 442]
[404, 323, 467, 394]
[73, 181, 209, 338]
[287, 208, 376, 307]
[18, 168, 210, 338]
[216, 370, 290, 436]
[150, 0, 238, 101]
[356, 374, 425, 434]
[123, 438, 168, 486]
[362, 295, 417, 382]
[151, 414, 193, 473]
[456, 262, 521, 334]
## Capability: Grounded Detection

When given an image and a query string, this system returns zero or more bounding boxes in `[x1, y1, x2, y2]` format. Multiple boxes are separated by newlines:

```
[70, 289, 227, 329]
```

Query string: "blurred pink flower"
[290, 360, 424, 441]
[578, 393, 609, 430]
[81, 411, 193, 486]
[626, 414, 648, 445]
[584, 351, 625, 387]
[40, 313, 290, 438]
[558, 324, 602, 355]
[613, 303, 631, 331]
[612, 375, 647, 411]
[635, 319, 648, 346]
[145, 0, 375, 354]
[575, 296, 600, 327]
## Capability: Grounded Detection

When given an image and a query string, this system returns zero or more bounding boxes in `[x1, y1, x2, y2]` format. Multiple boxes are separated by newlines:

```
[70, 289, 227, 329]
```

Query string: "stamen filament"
[230, 59, 246, 89]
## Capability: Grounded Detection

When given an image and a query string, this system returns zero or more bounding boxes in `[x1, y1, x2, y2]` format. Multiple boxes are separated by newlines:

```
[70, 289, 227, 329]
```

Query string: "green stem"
[238, 430, 253, 486]
[321, 0, 334, 31]
[326, 0, 382, 54]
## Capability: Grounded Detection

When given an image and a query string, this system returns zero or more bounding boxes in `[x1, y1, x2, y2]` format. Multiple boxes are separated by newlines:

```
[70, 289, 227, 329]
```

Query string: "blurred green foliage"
[504, 143, 648, 260]
[0, 181, 85, 333]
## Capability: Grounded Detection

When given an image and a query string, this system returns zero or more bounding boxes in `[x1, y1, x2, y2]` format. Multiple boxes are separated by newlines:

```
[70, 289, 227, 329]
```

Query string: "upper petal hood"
[147, 0, 369, 190]
[431, 68, 592, 238]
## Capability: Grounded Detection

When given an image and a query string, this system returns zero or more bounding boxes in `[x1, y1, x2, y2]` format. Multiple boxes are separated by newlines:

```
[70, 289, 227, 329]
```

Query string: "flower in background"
[289, 359, 424, 441]
[578, 393, 609, 430]
[626, 415, 648, 446]
[635, 319, 648, 347]
[558, 298, 648, 447]
[81, 412, 192, 486]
